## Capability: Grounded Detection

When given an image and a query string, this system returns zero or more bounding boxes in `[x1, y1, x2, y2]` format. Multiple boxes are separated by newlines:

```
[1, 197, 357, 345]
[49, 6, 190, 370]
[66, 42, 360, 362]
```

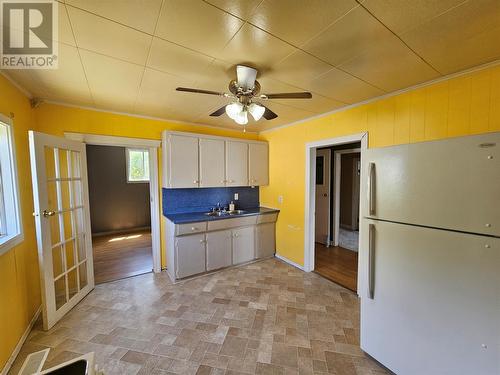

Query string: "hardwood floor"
[92, 229, 153, 284]
[314, 242, 358, 292]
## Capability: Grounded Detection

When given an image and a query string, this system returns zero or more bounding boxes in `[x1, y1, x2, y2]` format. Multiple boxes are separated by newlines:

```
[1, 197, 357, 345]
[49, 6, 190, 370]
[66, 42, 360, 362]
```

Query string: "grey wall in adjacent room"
[87, 145, 150, 234]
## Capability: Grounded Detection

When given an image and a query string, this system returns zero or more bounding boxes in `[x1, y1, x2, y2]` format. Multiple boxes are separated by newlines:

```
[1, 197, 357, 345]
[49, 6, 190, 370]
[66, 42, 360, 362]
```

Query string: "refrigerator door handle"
[368, 223, 375, 299]
[368, 162, 376, 215]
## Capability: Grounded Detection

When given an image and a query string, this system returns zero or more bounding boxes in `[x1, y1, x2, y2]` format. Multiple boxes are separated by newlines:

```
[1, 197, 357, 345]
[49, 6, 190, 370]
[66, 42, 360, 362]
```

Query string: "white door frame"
[333, 148, 361, 246]
[314, 148, 331, 245]
[304, 133, 368, 285]
[64, 132, 162, 273]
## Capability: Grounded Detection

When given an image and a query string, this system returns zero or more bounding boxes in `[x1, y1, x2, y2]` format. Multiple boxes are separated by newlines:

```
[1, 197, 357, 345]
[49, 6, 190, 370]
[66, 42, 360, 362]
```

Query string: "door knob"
[42, 210, 56, 217]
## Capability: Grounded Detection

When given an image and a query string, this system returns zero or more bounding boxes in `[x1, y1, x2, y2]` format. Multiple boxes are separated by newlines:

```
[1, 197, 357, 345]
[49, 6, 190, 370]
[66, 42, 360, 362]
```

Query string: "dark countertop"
[164, 206, 279, 224]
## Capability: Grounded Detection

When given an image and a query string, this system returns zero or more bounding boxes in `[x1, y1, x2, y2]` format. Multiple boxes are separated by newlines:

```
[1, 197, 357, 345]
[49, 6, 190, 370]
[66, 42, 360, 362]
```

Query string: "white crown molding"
[259, 59, 500, 135]
[0, 71, 33, 99]
[41, 100, 260, 135]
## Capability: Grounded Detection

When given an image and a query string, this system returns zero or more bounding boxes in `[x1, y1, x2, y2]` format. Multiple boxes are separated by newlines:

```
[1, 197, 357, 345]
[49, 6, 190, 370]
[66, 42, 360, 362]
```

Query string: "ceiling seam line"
[354, 0, 443, 75]
[64, 3, 95, 106]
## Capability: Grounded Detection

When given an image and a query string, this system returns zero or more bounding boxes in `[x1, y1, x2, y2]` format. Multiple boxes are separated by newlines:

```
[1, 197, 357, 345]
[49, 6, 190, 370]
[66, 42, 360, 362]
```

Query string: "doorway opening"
[87, 145, 153, 284]
[304, 133, 367, 294]
[65, 132, 161, 284]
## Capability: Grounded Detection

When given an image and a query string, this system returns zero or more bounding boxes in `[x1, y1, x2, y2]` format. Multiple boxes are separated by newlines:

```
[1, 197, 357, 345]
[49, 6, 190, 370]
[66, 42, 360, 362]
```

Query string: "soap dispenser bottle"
[229, 201, 235, 212]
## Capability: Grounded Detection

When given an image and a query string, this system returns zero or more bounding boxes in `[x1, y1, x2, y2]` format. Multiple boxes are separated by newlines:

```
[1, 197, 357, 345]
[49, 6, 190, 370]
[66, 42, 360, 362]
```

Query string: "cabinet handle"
[199, 239, 206, 243]
[193, 180, 200, 184]
[221, 180, 227, 183]
[228, 179, 234, 183]
[191, 227, 198, 231]
[368, 224, 375, 299]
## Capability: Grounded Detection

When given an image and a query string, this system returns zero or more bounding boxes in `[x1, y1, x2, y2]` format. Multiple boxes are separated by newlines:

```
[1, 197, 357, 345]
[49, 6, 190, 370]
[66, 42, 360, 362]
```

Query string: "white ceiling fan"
[176, 65, 312, 130]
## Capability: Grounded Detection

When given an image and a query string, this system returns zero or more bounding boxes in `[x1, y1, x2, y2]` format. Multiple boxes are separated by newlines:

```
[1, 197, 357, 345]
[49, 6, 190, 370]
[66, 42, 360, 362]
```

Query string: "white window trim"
[0, 113, 23, 256]
[126, 148, 150, 183]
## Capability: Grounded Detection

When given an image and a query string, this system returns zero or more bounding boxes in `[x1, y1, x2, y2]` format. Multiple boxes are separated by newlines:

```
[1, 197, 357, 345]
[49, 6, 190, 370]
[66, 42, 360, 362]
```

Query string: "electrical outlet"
[278, 195, 283, 204]
[234, 193, 239, 200]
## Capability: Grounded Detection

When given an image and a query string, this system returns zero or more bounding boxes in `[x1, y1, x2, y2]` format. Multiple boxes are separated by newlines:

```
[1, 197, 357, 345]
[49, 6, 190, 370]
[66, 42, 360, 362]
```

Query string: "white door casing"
[29, 131, 94, 330]
[315, 149, 331, 245]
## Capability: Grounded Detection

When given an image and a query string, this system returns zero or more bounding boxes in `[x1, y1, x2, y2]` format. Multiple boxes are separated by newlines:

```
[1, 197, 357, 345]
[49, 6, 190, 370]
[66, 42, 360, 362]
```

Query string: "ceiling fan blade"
[236, 65, 258, 90]
[209, 106, 226, 117]
[176, 87, 226, 96]
[261, 105, 278, 120]
[261, 92, 312, 99]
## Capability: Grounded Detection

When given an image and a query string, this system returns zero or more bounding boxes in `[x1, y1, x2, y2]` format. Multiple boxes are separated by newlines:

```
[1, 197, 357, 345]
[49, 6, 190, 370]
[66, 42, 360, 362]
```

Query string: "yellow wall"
[260, 64, 500, 265]
[0, 75, 40, 370]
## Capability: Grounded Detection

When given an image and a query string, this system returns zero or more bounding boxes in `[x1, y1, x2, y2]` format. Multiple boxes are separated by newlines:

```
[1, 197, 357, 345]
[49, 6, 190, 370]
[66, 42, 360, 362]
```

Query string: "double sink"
[205, 209, 246, 217]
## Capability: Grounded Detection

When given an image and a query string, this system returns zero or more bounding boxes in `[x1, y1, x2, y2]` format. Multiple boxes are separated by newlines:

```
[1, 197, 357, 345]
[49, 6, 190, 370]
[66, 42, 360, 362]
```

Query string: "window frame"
[0, 113, 23, 256]
[125, 148, 150, 183]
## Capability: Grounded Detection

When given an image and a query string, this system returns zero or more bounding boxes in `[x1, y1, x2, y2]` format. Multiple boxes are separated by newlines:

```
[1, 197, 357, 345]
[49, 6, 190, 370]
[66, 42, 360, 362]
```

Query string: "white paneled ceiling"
[2, 0, 499, 132]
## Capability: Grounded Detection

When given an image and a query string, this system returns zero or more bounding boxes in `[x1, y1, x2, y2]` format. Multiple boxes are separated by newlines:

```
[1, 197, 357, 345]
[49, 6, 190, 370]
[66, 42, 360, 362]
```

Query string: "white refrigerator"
[359, 132, 500, 375]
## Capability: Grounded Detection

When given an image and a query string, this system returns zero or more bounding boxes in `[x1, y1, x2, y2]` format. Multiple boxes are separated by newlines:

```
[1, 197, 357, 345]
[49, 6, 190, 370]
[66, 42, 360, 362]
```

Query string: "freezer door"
[363, 132, 500, 236]
[359, 219, 500, 375]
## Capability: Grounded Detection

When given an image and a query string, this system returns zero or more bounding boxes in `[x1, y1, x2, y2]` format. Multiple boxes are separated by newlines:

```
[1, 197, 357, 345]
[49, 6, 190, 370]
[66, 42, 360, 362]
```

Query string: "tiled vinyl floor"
[8, 259, 389, 375]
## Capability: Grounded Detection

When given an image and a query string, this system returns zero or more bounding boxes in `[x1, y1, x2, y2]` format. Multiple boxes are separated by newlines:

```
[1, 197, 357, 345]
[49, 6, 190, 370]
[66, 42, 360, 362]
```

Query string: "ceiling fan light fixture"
[226, 102, 243, 120]
[248, 103, 265, 121]
[234, 109, 248, 125]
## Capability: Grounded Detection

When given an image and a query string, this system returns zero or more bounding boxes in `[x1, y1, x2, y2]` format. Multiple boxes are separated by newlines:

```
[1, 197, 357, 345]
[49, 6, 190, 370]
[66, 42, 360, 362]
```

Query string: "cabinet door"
[168, 134, 199, 188]
[248, 143, 269, 186]
[226, 141, 248, 186]
[206, 230, 232, 271]
[199, 138, 225, 187]
[255, 223, 275, 258]
[175, 234, 206, 278]
[232, 226, 255, 264]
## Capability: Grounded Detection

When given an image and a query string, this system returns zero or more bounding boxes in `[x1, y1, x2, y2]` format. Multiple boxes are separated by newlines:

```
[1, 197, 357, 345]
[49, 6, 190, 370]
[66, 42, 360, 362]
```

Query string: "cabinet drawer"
[257, 212, 278, 224]
[208, 216, 257, 231]
[176, 222, 207, 236]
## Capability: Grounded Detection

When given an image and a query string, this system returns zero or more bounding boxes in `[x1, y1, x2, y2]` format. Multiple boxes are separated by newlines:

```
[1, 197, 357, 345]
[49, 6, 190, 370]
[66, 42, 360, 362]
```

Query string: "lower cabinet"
[206, 230, 232, 271]
[233, 226, 255, 264]
[175, 233, 206, 278]
[256, 223, 276, 258]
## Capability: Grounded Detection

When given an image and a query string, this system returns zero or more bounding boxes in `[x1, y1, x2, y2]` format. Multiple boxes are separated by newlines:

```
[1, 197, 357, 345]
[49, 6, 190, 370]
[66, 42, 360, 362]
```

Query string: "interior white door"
[168, 134, 199, 188]
[315, 149, 331, 244]
[29, 131, 94, 330]
[226, 141, 248, 186]
[248, 143, 269, 186]
[360, 219, 500, 375]
[199, 138, 225, 187]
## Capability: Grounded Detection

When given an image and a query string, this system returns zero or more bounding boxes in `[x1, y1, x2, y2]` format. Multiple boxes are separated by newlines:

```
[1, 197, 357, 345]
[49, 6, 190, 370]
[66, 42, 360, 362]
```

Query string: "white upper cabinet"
[167, 134, 199, 188]
[199, 138, 225, 187]
[248, 143, 269, 186]
[225, 141, 248, 186]
[162, 131, 267, 188]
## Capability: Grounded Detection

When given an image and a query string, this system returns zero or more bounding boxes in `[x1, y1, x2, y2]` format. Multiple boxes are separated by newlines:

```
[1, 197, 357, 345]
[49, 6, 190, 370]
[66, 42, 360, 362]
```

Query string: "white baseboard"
[275, 253, 305, 271]
[1, 306, 41, 375]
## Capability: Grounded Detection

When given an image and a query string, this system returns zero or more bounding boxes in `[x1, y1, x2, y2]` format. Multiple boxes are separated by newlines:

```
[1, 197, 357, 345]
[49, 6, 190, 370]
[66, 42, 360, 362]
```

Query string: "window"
[126, 148, 150, 183]
[0, 114, 23, 255]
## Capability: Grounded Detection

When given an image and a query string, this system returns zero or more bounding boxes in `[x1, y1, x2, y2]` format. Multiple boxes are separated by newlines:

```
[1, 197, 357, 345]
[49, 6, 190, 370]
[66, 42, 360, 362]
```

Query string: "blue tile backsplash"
[162, 187, 259, 215]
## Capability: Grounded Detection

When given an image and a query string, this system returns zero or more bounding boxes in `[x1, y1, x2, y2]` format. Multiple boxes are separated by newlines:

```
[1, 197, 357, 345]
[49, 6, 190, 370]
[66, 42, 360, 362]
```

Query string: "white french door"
[29, 131, 94, 330]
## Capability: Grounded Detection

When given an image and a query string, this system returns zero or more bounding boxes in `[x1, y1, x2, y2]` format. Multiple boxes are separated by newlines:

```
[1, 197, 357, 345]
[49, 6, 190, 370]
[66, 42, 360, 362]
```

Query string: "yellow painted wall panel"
[489, 67, 500, 131]
[409, 89, 426, 143]
[394, 93, 411, 144]
[424, 82, 449, 141]
[0, 74, 40, 371]
[469, 69, 491, 134]
[448, 76, 471, 137]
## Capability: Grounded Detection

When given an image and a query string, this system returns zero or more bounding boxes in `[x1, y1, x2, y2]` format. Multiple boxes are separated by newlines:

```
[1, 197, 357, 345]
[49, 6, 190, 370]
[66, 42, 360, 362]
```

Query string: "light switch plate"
[278, 195, 283, 204]
[234, 193, 239, 200]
